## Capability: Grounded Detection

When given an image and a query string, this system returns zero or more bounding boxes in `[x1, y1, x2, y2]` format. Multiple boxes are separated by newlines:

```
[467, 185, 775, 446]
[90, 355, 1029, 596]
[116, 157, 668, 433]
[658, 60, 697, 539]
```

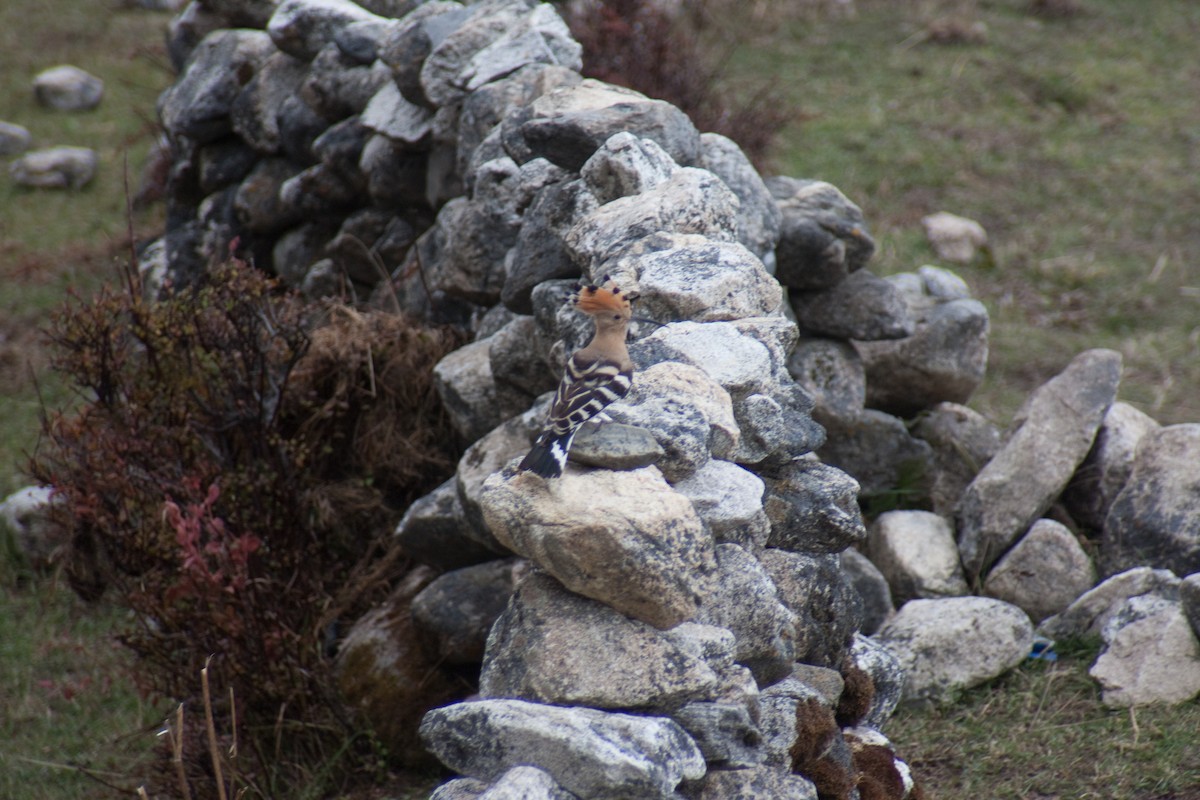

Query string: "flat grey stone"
[480, 571, 719, 709]
[569, 420, 664, 471]
[875, 596, 1032, 703]
[1090, 594, 1200, 707]
[958, 348, 1122, 577]
[764, 458, 866, 555]
[33, 65, 104, 111]
[9, 146, 97, 189]
[867, 510, 968, 605]
[420, 698, 705, 800]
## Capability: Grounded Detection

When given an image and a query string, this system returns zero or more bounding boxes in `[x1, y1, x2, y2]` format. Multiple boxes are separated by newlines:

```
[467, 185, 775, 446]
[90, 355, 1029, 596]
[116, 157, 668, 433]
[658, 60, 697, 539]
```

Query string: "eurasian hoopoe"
[518, 278, 639, 478]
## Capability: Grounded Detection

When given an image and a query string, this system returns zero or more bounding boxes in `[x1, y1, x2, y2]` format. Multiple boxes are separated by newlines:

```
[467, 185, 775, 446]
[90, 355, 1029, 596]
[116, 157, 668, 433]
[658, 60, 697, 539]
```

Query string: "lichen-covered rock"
[1101, 424, 1200, 578]
[606, 361, 739, 482]
[231, 51, 309, 155]
[757, 675, 830, 768]
[875, 596, 1033, 703]
[0, 486, 62, 570]
[760, 548, 862, 668]
[983, 518, 1097, 624]
[267, 0, 385, 61]
[233, 157, 303, 234]
[420, 699, 706, 800]
[791, 270, 914, 342]
[302, 44, 392, 120]
[580, 131, 677, 204]
[333, 17, 396, 63]
[564, 167, 738, 268]
[501, 177, 594, 313]
[517, 79, 699, 172]
[480, 571, 719, 709]
[661, 622, 760, 712]
[455, 405, 541, 542]
[695, 766, 818, 800]
[434, 336, 534, 445]
[696, 543, 797, 685]
[412, 557, 524, 665]
[166, 2, 226, 71]
[841, 549, 894, 635]
[1089, 594, 1200, 707]
[867, 510, 968, 605]
[0, 120, 32, 156]
[921, 211, 987, 264]
[1183, 573, 1200, 641]
[616, 235, 783, 324]
[764, 458, 866, 555]
[636, 321, 775, 397]
[431, 777, 488, 800]
[359, 133, 429, 208]
[848, 634, 905, 729]
[958, 348, 1122, 577]
[672, 460, 769, 549]
[361, 81, 434, 144]
[422, 0, 580, 108]
[480, 464, 716, 629]
[476, 766, 578, 800]
[670, 701, 764, 769]
[787, 337, 866, 422]
[378, 1, 471, 108]
[488, 314, 556, 397]
[767, 176, 875, 290]
[567, 420, 663, 472]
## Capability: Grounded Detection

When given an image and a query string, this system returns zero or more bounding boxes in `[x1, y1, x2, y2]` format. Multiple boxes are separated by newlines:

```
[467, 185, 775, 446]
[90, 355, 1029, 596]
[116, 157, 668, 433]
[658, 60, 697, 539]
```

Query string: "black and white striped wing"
[545, 354, 632, 437]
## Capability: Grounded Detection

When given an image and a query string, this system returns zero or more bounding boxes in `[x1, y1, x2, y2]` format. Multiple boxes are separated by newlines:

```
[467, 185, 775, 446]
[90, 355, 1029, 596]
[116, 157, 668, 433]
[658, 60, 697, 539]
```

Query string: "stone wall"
[114, 0, 1200, 797]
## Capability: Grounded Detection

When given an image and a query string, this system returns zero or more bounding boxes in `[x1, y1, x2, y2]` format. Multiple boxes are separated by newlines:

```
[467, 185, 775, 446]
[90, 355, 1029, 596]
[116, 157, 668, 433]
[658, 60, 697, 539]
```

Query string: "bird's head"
[570, 276, 638, 330]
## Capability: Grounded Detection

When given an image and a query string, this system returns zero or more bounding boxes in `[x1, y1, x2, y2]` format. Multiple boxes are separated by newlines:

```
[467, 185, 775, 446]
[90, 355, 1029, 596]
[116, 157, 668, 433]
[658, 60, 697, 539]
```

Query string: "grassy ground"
[888, 645, 1200, 799]
[0, 578, 163, 798]
[1, 0, 1198, 798]
[0, 0, 170, 497]
[0, 2, 174, 798]
[727, 0, 1200, 426]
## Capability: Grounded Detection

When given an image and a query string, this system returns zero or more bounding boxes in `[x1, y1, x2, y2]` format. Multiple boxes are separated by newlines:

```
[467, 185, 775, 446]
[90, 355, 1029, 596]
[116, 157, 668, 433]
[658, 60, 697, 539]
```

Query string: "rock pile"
[6, 0, 1200, 797]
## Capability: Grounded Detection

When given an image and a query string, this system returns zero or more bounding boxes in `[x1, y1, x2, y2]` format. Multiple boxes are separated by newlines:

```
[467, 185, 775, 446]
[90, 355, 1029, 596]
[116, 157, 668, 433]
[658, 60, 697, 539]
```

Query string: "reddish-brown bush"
[33, 260, 464, 798]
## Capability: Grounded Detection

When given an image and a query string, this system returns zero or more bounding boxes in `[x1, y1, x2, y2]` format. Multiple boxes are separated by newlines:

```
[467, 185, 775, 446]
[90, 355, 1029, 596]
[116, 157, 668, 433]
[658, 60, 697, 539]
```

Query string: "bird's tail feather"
[518, 432, 574, 478]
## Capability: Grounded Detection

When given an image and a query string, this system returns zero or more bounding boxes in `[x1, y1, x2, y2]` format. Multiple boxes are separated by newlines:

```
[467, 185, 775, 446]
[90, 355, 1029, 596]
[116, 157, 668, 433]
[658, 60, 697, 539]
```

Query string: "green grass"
[0, 581, 165, 799]
[0, 0, 171, 496]
[723, 0, 1200, 427]
[888, 649, 1200, 799]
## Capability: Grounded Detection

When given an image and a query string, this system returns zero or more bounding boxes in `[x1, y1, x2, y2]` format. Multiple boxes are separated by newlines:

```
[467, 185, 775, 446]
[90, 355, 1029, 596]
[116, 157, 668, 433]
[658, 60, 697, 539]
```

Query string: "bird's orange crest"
[570, 276, 638, 316]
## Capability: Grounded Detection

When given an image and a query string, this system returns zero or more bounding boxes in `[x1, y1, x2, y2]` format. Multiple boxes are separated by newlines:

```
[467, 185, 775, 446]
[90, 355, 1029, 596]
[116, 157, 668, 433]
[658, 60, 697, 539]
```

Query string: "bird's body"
[518, 279, 637, 478]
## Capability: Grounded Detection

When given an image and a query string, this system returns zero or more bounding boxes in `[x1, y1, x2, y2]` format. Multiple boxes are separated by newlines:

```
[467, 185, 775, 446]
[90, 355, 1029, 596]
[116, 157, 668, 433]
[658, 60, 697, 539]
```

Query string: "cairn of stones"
[9, 0, 1190, 797]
